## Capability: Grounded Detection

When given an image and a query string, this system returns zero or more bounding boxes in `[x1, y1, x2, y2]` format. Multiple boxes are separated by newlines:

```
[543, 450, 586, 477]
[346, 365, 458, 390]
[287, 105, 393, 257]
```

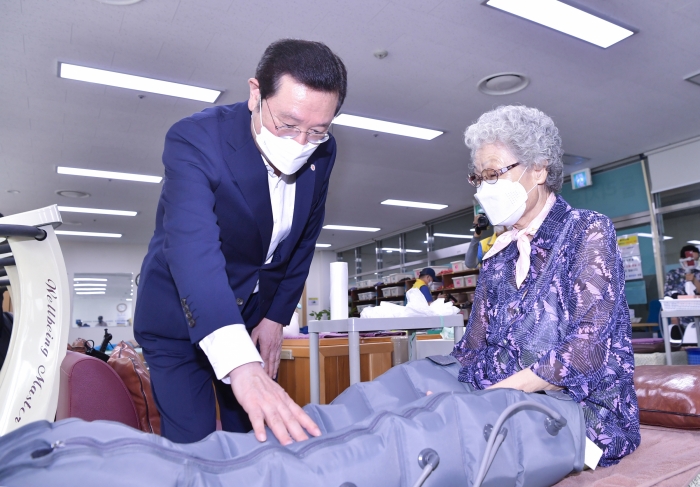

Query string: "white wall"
[63, 245, 337, 343]
[61, 240, 147, 345]
[305, 250, 336, 322]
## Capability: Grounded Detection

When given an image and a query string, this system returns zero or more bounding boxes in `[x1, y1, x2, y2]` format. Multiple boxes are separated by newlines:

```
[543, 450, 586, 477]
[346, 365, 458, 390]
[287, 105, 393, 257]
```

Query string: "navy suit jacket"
[134, 102, 336, 344]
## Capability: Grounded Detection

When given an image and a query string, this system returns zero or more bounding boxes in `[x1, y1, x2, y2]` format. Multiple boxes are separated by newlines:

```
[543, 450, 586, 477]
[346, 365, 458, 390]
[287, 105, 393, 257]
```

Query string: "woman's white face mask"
[474, 166, 537, 227]
[253, 98, 319, 176]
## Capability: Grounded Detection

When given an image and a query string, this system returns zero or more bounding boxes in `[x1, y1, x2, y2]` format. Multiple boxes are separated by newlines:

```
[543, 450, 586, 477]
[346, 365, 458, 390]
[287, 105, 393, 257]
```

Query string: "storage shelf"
[433, 286, 477, 295]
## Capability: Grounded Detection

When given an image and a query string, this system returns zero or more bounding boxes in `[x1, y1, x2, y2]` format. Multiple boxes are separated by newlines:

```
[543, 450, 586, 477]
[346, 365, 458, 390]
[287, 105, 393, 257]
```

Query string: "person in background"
[452, 105, 639, 466]
[96, 315, 106, 326]
[464, 213, 506, 269]
[664, 244, 700, 326]
[412, 268, 436, 303]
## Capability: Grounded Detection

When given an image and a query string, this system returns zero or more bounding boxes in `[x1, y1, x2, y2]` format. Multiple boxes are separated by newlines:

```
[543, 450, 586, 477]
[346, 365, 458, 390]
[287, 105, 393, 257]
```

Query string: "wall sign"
[571, 168, 592, 190]
[617, 235, 643, 280]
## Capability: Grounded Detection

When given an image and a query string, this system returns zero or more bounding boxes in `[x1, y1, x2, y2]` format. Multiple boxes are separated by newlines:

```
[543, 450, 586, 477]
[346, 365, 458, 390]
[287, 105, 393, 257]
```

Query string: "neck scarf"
[482, 192, 556, 289]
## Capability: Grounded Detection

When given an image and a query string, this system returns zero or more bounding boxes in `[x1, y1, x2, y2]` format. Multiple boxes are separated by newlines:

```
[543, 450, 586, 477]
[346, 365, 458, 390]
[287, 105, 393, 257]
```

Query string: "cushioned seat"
[56, 350, 140, 429]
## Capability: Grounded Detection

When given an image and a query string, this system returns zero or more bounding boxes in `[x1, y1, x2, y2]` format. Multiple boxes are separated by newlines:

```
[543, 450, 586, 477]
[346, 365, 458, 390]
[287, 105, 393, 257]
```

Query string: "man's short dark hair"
[256, 39, 347, 114]
[681, 245, 700, 259]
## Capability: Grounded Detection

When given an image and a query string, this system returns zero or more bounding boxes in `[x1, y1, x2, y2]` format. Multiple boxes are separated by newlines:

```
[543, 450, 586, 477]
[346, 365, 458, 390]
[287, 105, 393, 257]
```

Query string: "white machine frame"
[0, 206, 70, 436]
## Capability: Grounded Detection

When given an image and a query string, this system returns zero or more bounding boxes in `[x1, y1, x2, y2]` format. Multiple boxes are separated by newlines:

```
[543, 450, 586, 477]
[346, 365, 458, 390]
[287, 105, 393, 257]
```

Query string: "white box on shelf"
[464, 275, 477, 287]
[357, 291, 377, 301]
[453, 276, 466, 288]
[451, 261, 467, 273]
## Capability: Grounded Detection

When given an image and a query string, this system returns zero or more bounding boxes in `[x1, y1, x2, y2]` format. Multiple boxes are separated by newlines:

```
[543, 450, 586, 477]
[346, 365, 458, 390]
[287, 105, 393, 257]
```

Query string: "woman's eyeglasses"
[467, 162, 521, 188]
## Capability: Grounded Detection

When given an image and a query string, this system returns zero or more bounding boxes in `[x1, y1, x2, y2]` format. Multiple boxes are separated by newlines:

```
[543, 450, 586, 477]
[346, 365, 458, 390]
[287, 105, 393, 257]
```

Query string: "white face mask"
[253, 98, 319, 176]
[474, 167, 537, 227]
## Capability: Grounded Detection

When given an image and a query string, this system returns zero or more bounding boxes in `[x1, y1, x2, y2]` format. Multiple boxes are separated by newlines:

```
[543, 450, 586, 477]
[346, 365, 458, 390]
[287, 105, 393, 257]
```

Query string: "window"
[380, 235, 401, 269]
[432, 214, 474, 251]
[359, 244, 377, 275]
[404, 228, 428, 264]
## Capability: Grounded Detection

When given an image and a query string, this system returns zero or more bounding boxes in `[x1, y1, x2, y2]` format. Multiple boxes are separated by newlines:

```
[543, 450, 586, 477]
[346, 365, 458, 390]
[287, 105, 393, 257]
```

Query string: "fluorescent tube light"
[58, 206, 138, 216]
[688, 240, 700, 245]
[315, 243, 332, 248]
[637, 233, 672, 241]
[76, 291, 105, 295]
[74, 278, 108, 282]
[75, 288, 108, 292]
[485, 0, 634, 48]
[56, 230, 122, 238]
[434, 233, 473, 239]
[58, 63, 221, 103]
[333, 114, 443, 140]
[74, 283, 107, 287]
[57, 166, 162, 183]
[381, 199, 448, 210]
[323, 225, 381, 232]
[126, 298, 133, 301]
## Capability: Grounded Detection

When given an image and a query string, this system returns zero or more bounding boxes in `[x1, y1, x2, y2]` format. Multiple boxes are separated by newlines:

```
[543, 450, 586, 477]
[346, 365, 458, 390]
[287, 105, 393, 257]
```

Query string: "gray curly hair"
[464, 105, 564, 193]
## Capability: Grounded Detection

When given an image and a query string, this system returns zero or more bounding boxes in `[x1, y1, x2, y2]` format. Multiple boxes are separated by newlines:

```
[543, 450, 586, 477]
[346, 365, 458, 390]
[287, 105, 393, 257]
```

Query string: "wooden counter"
[278, 335, 441, 405]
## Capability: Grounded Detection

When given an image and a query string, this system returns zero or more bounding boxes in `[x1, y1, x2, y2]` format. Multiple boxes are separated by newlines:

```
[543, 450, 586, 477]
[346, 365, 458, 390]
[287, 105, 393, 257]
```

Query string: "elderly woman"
[452, 105, 640, 467]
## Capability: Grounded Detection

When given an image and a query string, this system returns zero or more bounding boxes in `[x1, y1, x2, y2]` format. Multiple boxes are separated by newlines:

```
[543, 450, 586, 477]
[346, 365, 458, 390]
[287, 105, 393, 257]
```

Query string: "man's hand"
[229, 362, 321, 445]
[251, 317, 284, 378]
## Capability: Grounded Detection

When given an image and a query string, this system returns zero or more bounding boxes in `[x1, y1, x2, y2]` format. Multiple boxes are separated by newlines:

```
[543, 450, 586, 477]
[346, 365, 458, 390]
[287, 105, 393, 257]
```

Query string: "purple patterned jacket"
[452, 195, 640, 466]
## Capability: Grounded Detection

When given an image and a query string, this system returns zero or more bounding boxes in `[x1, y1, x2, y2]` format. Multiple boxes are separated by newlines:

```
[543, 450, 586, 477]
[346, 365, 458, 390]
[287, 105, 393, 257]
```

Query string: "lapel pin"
[310, 164, 316, 171]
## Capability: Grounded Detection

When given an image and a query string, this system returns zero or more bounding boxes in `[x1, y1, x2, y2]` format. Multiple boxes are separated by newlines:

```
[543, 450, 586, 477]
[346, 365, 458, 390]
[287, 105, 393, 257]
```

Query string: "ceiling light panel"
[74, 278, 108, 282]
[58, 63, 221, 103]
[485, 0, 634, 48]
[333, 114, 443, 140]
[323, 225, 381, 232]
[688, 240, 700, 245]
[73, 283, 107, 287]
[381, 248, 423, 253]
[381, 199, 448, 210]
[57, 166, 162, 183]
[434, 233, 473, 239]
[58, 206, 138, 216]
[56, 231, 122, 238]
[76, 291, 106, 295]
[315, 243, 332, 248]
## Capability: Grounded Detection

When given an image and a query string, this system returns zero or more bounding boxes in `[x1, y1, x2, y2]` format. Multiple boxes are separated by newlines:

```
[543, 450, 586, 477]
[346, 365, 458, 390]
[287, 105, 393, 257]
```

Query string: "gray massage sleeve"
[0, 357, 585, 487]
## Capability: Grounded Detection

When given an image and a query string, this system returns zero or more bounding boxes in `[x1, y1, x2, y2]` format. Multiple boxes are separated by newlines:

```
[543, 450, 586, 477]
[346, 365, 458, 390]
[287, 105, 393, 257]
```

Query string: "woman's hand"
[487, 368, 563, 393]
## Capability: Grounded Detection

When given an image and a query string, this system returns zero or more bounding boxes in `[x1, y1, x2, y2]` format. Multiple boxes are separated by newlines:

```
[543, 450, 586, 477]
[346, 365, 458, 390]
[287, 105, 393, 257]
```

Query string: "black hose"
[0, 278, 9, 287]
[0, 257, 15, 268]
[0, 224, 47, 241]
[0, 268, 6, 278]
[0, 242, 10, 255]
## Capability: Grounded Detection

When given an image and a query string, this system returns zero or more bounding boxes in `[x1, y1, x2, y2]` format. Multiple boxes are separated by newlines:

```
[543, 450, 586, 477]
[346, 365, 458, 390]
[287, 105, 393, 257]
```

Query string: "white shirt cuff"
[199, 324, 263, 384]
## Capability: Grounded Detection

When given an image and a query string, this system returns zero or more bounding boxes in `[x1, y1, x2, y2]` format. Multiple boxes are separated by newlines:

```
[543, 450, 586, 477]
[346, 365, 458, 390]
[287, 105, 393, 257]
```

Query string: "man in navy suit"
[134, 39, 347, 445]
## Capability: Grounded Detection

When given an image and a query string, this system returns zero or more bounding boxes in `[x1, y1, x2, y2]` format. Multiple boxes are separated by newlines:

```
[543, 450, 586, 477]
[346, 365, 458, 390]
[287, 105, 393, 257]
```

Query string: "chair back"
[56, 351, 140, 429]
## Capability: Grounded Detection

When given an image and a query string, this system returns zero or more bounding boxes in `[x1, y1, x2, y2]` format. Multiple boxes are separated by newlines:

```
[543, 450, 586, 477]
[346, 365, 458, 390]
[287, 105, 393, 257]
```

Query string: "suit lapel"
[224, 108, 273, 253]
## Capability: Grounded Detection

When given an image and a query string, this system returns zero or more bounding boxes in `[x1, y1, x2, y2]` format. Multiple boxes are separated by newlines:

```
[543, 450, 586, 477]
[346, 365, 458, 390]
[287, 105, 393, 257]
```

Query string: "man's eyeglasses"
[265, 100, 330, 144]
[467, 162, 521, 188]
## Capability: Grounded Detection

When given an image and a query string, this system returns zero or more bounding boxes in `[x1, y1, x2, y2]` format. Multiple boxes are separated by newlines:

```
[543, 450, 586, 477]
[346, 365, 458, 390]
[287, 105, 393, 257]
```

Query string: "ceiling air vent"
[685, 70, 700, 87]
[477, 73, 529, 95]
[562, 154, 590, 166]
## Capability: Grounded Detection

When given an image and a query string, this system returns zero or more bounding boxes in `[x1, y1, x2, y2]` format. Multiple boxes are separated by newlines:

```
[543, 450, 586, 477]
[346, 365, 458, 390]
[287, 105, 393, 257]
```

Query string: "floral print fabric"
[452, 195, 640, 467]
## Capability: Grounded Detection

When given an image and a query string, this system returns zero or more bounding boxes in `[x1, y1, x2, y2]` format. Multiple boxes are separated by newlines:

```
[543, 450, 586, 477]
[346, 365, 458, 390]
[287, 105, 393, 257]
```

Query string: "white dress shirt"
[199, 157, 296, 383]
